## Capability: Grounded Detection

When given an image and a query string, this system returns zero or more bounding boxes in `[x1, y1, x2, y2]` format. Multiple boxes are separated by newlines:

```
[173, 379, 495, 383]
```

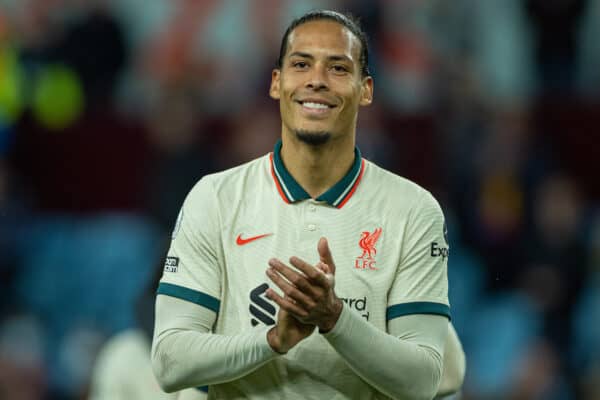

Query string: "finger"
[318, 237, 336, 275]
[265, 288, 309, 318]
[316, 262, 335, 286]
[316, 262, 328, 274]
[288, 256, 330, 289]
[266, 268, 317, 309]
[317, 261, 335, 286]
[269, 258, 320, 296]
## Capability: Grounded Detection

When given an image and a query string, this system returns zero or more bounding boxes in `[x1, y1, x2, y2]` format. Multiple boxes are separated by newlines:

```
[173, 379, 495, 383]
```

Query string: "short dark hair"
[276, 10, 370, 78]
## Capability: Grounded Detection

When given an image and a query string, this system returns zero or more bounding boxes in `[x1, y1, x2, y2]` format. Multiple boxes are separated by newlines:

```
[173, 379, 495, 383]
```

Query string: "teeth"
[303, 102, 329, 109]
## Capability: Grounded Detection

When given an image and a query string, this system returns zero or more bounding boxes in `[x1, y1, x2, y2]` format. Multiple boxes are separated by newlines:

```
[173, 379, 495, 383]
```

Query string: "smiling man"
[152, 10, 465, 400]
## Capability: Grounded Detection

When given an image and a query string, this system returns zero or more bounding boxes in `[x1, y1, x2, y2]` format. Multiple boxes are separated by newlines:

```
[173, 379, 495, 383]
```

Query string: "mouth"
[296, 99, 337, 115]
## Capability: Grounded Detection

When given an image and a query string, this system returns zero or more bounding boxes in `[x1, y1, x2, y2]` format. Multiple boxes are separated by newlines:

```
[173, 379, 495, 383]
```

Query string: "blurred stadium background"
[0, 0, 599, 399]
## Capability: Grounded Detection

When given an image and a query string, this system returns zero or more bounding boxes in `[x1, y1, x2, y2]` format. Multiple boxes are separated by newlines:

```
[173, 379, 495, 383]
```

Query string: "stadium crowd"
[0, 0, 599, 399]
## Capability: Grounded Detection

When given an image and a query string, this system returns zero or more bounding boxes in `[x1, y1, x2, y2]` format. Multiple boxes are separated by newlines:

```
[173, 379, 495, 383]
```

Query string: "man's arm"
[151, 173, 270, 392]
[152, 175, 318, 392]
[266, 238, 448, 399]
[323, 313, 466, 400]
[323, 317, 467, 400]
[437, 323, 466, 397]
[324, 306, 447, 400]
[152, 175, 279, 392]
[151, 295, 279, 392]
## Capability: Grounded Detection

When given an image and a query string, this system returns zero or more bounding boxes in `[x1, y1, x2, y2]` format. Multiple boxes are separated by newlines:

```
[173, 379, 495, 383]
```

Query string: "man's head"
[276, 10, 371, 79]
[270, 10, 373, 147]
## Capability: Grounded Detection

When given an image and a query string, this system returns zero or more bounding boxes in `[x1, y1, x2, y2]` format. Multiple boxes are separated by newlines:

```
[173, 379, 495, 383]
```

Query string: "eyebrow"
[288, 51, 353, 63]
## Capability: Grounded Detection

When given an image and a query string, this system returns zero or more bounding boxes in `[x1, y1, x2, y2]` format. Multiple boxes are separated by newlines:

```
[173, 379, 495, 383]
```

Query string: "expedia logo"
[249, 283, 276, 326]
[339, 296, 370, 321]
[430, 242, 449, 260]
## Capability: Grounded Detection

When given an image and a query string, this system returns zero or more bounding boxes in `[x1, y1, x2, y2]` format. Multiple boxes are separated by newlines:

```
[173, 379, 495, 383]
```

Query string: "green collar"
[270, 140, 365, 208]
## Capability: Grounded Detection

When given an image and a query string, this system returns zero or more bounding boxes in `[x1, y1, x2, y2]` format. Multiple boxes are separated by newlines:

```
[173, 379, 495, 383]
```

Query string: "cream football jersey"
[158, 140, 450, 399]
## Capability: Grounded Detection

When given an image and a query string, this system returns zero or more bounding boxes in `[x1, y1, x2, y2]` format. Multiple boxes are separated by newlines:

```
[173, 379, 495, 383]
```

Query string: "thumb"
[318, 237, 335, 275]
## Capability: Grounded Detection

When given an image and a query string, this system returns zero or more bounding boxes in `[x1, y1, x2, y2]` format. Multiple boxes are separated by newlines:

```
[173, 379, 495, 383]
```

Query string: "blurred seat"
[447, 244, 485, 338]
[571, 281, 600, 370]
[463, 291, 541, 397]
[14, 214, 161, 394]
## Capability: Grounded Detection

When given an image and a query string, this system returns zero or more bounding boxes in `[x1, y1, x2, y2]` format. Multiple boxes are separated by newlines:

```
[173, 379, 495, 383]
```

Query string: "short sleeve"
[386, 190, 450, 322]
[157, 176, 222, 314]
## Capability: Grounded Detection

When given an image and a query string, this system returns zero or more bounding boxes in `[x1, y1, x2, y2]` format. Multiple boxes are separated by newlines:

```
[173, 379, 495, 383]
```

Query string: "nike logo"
[236, 233, 273, 246]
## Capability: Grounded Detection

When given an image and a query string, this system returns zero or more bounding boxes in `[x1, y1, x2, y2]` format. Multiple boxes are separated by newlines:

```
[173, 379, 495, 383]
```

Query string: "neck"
[280, 131, 356, 198]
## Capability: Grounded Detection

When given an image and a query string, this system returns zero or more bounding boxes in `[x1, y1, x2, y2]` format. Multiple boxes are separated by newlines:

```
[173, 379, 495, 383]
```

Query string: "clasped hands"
[265, 237, 343, 354]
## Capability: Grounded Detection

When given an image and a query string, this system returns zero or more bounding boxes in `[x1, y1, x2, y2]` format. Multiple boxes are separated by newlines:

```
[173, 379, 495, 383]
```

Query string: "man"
[152, 10, 465, 399]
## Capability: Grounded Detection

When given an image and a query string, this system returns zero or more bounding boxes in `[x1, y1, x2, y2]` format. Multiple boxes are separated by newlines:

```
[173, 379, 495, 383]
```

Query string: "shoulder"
[183, 154, 270, 213]
[187, 154, 269, 200]
[363, 160, 441, 215]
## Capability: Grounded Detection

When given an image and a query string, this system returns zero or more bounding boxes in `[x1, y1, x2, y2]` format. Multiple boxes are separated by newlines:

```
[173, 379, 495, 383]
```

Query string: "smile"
[296, 100, 336, 115]
[303, 101, 330, 109]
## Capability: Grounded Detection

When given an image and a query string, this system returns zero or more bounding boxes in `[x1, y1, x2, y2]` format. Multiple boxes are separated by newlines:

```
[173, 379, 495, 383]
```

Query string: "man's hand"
[267, 304, 315, 354]
[265, 237, 343, 333]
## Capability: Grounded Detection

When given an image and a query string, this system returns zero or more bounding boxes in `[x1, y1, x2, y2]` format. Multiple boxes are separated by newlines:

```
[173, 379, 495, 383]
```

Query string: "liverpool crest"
[355, 227, 382, 270]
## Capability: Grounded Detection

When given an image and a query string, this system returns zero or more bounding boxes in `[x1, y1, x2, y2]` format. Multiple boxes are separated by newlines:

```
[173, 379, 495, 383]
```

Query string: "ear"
[269, 69, 281, 100]
[359, 76, 373, 106]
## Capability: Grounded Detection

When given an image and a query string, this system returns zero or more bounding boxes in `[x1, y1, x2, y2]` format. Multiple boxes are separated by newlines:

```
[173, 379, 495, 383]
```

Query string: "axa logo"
[355, 227, 382, 270]
[249, 283, 276, 326]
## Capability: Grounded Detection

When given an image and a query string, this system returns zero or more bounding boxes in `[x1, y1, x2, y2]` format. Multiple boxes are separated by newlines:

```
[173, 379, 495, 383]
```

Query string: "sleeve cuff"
[386, 301, 451, 321]
[157, 282, 220, 314]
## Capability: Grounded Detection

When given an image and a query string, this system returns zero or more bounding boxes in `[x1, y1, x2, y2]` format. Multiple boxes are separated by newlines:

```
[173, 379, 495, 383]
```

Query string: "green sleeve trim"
[157, 283, 220, 313]
[386, 302, 451, 320]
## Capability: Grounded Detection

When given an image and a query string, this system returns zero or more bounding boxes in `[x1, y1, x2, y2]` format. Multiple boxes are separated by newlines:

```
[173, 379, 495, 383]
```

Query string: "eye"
[292, 61, 308, 69]
[331, 65, 349, 73]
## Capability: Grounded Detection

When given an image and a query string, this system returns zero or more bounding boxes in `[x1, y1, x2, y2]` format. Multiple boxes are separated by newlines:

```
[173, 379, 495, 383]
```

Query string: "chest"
[217, 199, 405, 331]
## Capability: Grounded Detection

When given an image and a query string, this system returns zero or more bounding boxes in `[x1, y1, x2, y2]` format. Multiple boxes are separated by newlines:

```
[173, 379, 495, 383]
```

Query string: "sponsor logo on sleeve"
[164, 256, 179, 273]
[431, 220, 450, 260]
[430, 242, 449, 260]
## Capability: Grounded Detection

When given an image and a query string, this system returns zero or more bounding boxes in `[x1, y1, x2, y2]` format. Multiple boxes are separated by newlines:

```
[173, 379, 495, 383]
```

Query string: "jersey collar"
[269, 140, 365, 209]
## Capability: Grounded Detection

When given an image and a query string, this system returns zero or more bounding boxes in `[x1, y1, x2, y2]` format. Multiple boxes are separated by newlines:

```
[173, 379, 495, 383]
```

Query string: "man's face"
[270, 20, 373, 145]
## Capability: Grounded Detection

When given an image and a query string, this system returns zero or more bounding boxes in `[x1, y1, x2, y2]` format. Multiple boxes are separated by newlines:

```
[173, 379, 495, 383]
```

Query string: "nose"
[306, 64, 328, 91]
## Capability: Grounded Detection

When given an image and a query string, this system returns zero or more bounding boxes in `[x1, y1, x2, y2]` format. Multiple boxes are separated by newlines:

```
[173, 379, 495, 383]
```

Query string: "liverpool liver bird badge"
[358, 227, 382, 259]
